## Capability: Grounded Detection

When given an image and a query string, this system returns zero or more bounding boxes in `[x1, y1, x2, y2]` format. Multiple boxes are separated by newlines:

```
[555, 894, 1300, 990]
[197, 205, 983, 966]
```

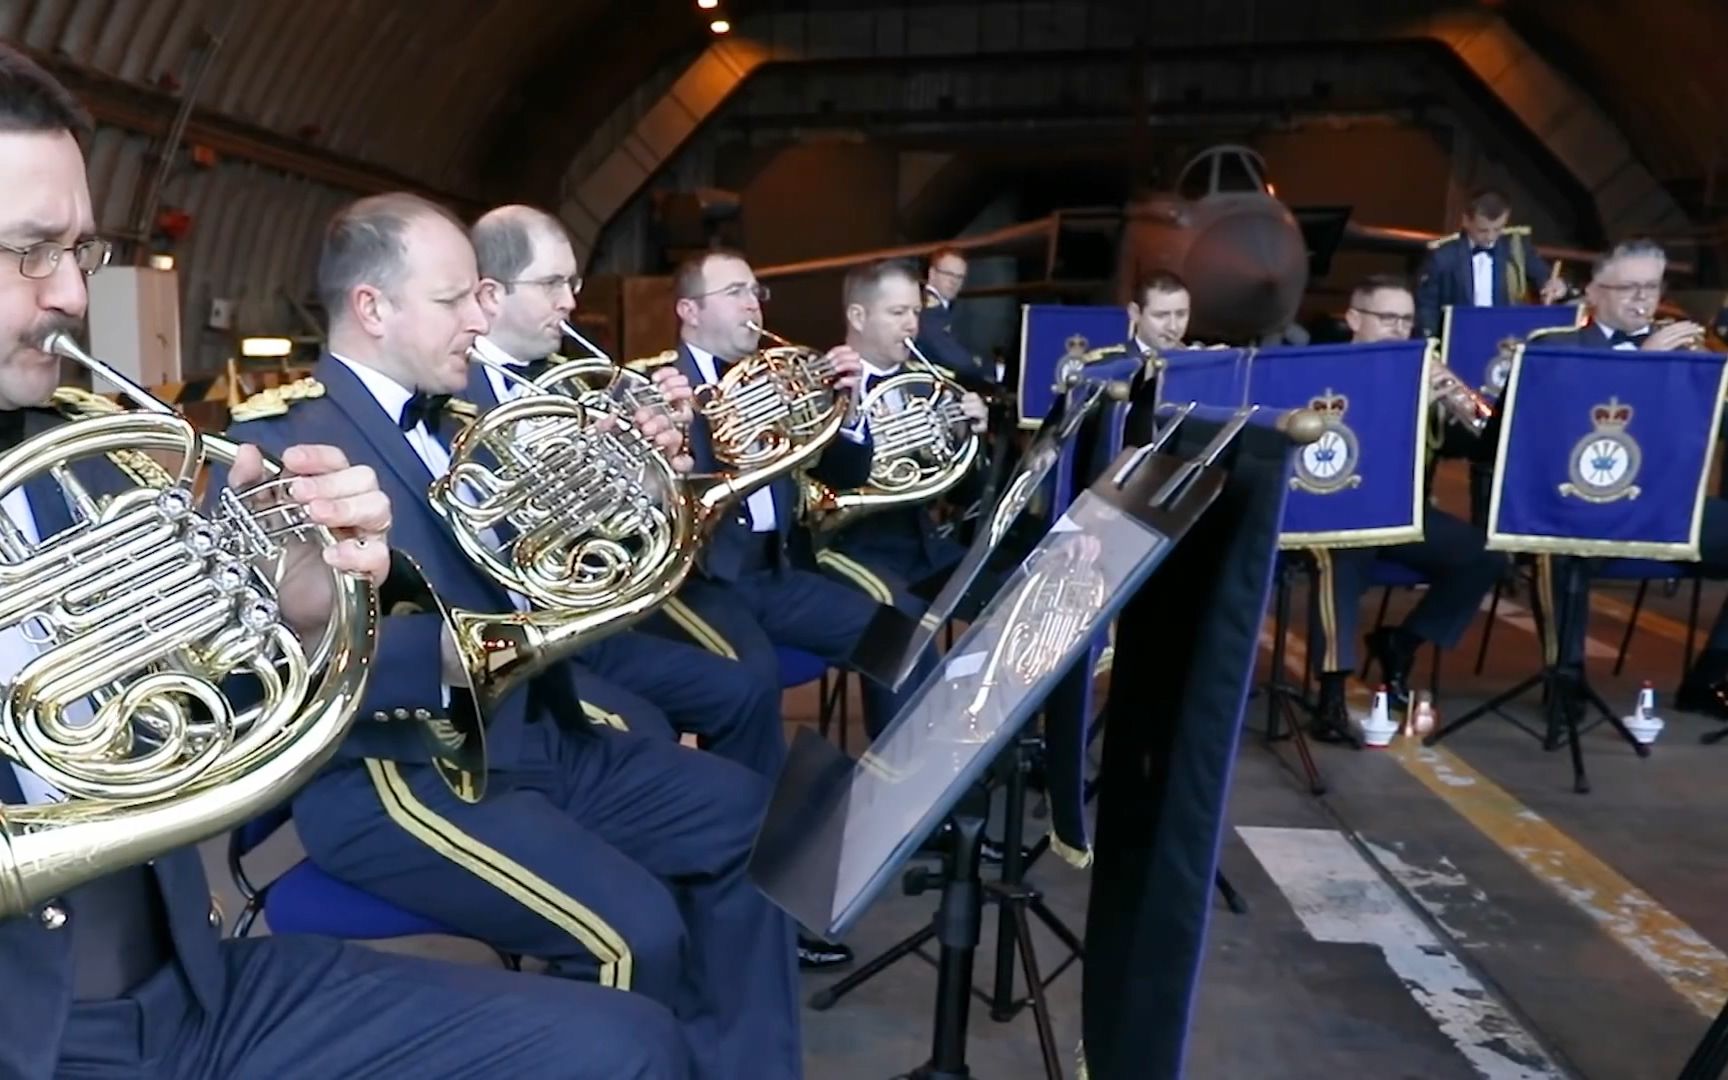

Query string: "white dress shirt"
[1471, 247, 1495, 307]
[471, 335, 537, 404]
[1600, 322, 1643, 352]
[2, 486, 87, 804]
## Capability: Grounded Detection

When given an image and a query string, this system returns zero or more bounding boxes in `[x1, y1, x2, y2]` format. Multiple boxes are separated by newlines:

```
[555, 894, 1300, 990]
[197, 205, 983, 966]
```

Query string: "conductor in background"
[915, 245, 996, 385]
[1306, 276, 1507, 741]
[0, 43, 689, 1080]
[1414, 188, 1568, 338]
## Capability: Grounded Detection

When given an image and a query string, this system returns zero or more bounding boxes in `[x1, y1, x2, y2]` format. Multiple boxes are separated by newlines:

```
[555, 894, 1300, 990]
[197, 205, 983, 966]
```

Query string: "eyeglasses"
[1350, 307, 1415, 326]
[0, 237, 112, 280]
[690, 281, 770, 303]
[1595, 281, 1662, 298]
[501, 274, 582, 296]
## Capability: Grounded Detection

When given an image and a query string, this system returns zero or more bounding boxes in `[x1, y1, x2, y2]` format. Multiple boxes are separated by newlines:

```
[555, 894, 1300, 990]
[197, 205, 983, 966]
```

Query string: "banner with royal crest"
[1487, 345, 1728, 559]
[1155, 346, 1253, 412]
[1440, 303, 1585, 399]
[1251, 341, 1431, 548]
[1016, 304, 1128, 429]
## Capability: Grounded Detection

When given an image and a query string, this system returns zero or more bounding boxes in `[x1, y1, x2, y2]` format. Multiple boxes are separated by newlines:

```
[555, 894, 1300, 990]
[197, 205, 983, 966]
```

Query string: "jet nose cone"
[1184, 203, 1308, 340]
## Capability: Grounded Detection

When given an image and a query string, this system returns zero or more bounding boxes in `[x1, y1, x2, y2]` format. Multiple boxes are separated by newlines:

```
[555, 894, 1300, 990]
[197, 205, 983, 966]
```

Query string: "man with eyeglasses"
[468, 204, 788, 782]
[914, 246, 996, 385]
[1414, 187, 1568, 338]
[1304, 275, 1506, 741]
[1517, 240, 1728, 720]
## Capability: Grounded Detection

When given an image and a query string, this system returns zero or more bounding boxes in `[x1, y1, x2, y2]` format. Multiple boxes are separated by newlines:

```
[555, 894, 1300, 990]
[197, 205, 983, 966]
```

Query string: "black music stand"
[752, 415, 1252, 1079]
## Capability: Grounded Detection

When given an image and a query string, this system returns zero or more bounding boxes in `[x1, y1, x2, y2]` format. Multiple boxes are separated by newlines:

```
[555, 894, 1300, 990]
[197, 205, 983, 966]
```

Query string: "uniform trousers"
[1309, 508, 1507, 675]
[292, 721, 799, 1080]
[579, 628, 786, 778]
[53, 934, 688, 1079]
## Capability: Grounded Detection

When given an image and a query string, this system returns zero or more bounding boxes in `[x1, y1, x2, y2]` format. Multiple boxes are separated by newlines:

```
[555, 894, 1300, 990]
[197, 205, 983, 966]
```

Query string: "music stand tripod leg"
[912, 814, 988, 1080]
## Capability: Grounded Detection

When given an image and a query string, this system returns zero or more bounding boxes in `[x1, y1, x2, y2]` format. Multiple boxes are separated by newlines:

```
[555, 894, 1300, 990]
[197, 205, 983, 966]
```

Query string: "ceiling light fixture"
[709, 18, 730, 33]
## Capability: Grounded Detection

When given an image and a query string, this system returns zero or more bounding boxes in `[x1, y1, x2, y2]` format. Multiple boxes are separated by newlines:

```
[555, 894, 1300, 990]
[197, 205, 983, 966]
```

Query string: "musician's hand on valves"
[649, 366, 695, 427]
[826, 345, 865, 421]
[1540, 275, 1568, 304]
[960, 391, 989, 433]
[629, 404, 694, 474]
[1643, 320, 1705, 351]
[230, 443, 392, 635]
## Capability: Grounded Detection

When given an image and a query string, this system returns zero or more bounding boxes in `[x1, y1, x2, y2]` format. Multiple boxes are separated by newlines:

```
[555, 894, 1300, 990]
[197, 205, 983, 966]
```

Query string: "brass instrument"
[431, 336, 847, 721]
[0, 332, 378, 917]
[1428, 356, 1495, 435]
[539, 320, 679, 427]
[701, 321, 847, 470]
[1651, 317, 1709, 351]
[799, 336, 981, 533]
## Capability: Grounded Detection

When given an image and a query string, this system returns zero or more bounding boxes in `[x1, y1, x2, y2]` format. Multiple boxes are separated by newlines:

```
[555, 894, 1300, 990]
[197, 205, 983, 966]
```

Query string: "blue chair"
[228, 806, 520, 969]
[1594, 558, 1702, 679]
[776, 645, 851, 751]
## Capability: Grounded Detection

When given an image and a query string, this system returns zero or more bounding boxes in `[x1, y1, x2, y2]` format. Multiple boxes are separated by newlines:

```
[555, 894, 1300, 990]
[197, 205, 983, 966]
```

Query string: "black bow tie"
[1471, 245, 1495, 258]
[399, 391, 452, 432]
[516, 357, 556, 382]
[1608, 328, 1649, 346]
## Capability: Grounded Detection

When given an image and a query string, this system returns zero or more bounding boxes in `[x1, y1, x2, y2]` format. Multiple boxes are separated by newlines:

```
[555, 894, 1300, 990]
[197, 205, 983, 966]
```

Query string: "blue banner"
[1156, 347, 1252, 412]
[1488, 345, 1728, 559]
[1252, 341, 1430, 547]
[1440, 303, 1584, 397]
[1016, 304, 1126, 428]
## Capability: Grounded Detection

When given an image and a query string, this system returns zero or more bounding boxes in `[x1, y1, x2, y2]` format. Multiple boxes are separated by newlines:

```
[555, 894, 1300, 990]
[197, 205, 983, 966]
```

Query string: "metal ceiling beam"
[31, 49, 485, 214]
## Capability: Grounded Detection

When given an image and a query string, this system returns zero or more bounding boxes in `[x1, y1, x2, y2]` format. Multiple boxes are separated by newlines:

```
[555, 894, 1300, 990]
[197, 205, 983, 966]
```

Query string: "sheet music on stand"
[753, 410, 1246, 939]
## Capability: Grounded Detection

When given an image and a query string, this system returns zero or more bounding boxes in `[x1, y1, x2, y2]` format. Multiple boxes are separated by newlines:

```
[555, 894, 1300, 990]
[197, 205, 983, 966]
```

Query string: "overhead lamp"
[147, 253, 175, 271]
[709, 18, 730, 33]
[240, 336, 294, 358]
[697, 0, 718, 7]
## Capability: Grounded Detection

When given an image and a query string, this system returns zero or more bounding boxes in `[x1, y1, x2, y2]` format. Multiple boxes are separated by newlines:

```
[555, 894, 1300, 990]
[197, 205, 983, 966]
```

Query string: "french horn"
[0, 332, 378, 917]
[428, 333, 848, 722]
[799, 336, 980, 533]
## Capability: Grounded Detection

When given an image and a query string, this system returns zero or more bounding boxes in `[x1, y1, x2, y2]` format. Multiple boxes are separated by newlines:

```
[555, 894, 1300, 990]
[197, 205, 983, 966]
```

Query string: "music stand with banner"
[752, 407, 1273, 1080]
[1154, 346, 1253, 413]
[1440, 303, 1585, 398]
[1017, 304, 1126, 429]
[1428, 344, 1728, 791]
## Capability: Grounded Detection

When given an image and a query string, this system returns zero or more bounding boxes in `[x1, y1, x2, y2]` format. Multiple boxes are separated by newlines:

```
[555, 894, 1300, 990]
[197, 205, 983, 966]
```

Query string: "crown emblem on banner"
[1591, 397, 1633, 429]
[1308, 388, 1349, 419]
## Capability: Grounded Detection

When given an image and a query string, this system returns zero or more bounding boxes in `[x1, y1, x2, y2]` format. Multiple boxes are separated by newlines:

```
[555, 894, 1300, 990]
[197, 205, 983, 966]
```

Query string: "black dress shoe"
[1676, 678, 1728, 722]
[919, 821, 1015, 864]
[798, 936, 853, 970]
[1364, 628, 1418, 708]
[1308, 673, 1359, 746]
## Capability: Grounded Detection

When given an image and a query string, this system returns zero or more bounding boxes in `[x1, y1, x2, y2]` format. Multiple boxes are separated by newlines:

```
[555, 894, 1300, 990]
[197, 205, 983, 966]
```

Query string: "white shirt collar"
[1134, 336, 1158, 355]
[685, 341, 721, 382]
[331, 352, 416, 426]
[861, 356, 902, 380]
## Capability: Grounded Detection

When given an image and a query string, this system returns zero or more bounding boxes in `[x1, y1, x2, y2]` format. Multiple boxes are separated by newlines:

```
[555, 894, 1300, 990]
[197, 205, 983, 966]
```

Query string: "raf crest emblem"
[1482, 335, 1520, 395]
[1053, 333, 1091, 391]
[1560, 396, 1642, 503]
[1292, 389, 1363, 494]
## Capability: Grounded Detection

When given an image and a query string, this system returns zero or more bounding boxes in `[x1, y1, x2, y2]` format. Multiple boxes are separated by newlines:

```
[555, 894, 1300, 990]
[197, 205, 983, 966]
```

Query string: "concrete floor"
[214, 470, 1728, 1079]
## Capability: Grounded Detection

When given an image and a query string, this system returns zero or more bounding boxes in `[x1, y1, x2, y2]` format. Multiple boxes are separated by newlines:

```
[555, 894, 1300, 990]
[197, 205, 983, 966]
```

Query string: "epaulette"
[623, 350, 677, 374]
[1505, 225, 1531, 235]
[50, 387, 176, 488]
[1427, 233, 1460, 250]
[50, 385, 123, 419]
[1083, 344, 1128, 362]
[924, 291, 942, 309]
[229, 377, 325, 422]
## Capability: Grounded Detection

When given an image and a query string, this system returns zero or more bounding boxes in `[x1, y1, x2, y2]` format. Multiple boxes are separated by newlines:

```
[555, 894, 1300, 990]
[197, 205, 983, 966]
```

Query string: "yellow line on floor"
[1386, 740, 1728, 1017]
[1265, 622, 1728, 1017]
[1591, 591, 1692, 647]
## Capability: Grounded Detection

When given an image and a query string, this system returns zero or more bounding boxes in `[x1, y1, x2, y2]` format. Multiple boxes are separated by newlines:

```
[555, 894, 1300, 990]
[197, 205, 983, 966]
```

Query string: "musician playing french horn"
[809, 259, 988, 619]
[225, 195, 799, 1080]
[1303, 275, 1508, 743]
[0, 46, 695, 1080]
[466, 204, 788, 784]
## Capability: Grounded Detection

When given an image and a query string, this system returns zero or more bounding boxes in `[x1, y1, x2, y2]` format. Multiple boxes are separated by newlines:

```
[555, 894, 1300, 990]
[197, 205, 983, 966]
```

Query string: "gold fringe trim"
[1050, 832, 1094, 869]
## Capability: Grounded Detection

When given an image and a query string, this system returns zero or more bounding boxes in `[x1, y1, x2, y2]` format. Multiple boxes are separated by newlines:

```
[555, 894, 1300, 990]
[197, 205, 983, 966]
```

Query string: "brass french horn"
[0, 332, 377, 917]
[798, 336, 981, 533]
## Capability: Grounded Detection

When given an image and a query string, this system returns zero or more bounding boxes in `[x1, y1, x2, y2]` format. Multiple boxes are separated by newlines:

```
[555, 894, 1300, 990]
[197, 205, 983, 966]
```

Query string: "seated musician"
[226, 194, 804, 1077]
[466, 203, 786, 781]
[915, 245, 997, 385]
[0, 45, 690, 1080]
[1306, 275, 1508, 741]
[641, 249, 931, 746]
[1523, 240, 1728, 718]
[1414, 187, 1568, 339]
[812, 258, 989, 608]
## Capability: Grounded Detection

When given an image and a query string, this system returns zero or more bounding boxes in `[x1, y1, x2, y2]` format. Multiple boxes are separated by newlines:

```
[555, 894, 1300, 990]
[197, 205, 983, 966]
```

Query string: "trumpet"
[1428, 357, 1495, 434]
[1651, 317, 1709, 351]
[0, 332, 379, 916]
[798, 336, 980, 533]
